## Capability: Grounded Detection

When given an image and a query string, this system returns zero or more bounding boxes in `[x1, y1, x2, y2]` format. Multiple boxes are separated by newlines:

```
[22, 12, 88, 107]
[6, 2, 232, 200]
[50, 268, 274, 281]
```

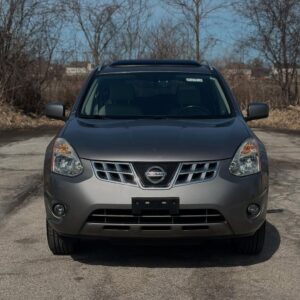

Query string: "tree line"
[0, 0, 299, 114]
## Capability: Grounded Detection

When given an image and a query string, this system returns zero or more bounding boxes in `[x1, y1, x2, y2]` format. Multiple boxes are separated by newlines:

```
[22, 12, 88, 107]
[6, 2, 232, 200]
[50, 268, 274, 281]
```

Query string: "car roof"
[97, 59, 216, 75]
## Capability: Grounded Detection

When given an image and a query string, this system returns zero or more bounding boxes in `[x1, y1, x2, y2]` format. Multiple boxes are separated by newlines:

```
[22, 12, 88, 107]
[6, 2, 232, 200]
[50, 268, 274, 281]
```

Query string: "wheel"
[232, 221, 266, 255]
[46, 221, 78, 255]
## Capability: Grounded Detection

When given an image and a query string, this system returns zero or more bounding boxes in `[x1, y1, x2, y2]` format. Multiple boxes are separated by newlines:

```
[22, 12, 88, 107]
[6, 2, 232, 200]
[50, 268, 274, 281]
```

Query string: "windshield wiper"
[79, 115, 170, 120]
[79, 115, 230, 120]
[79, 115, 126, 119]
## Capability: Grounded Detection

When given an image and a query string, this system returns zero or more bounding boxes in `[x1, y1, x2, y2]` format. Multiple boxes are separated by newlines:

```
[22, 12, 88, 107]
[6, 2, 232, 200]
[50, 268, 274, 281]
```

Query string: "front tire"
[232, 221, 266, 255]
[46, 221, 78, 255]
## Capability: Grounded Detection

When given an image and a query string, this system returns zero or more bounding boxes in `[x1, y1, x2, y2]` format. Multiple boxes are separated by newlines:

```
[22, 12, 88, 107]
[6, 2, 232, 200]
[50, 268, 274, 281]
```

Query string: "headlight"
[229, 138, 260, 176]
[52, 138, 83, 177]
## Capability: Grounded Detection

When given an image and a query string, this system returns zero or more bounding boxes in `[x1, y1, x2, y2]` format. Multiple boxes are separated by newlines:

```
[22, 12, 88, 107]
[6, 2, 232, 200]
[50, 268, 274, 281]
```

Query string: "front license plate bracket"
[132, 197, 179, 215]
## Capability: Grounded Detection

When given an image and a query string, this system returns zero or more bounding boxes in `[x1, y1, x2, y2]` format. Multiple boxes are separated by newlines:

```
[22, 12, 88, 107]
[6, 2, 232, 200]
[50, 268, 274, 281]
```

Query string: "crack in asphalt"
[0, 154, 43, 158]
[0, 168, 41, 172]
[0, 174, 42, 223]
[267, 209, 284, 214]
[269, 158, 300, 170]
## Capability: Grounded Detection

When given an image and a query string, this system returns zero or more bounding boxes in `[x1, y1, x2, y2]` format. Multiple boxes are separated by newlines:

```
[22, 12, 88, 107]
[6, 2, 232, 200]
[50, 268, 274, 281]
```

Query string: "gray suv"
[44, 60, 269, 255]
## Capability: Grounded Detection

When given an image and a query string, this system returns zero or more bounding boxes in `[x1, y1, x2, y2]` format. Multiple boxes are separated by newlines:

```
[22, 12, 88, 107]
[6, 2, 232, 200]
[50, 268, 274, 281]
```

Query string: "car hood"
[62, 117, 250, 162]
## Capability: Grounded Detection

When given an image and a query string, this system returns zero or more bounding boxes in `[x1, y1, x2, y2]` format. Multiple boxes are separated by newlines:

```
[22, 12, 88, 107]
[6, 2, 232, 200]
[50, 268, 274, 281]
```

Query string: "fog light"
[247, 204, 260, 217]
[53, 204, 66, 217]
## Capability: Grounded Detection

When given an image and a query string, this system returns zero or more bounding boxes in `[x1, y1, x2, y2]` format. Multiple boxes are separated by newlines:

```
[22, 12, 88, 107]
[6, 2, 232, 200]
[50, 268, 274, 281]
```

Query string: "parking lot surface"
[0, 129, 299, 300]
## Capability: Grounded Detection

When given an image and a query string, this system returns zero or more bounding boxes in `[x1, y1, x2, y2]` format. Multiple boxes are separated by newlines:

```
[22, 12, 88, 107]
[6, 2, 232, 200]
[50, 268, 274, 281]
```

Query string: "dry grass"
[248, 108, 300, 131]
[0, 102, 63, 130]
[1, 102, 299, 132]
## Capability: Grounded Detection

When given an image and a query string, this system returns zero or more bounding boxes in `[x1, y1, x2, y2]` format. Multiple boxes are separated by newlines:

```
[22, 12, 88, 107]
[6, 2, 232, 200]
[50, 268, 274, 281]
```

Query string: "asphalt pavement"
[0, 128, 299, 300]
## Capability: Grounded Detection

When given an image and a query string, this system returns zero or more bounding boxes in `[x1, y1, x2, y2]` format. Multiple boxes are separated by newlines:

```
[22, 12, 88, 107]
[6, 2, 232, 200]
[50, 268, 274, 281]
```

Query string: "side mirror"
[45, 102, 66, 121]
[245, 102, 269, 121]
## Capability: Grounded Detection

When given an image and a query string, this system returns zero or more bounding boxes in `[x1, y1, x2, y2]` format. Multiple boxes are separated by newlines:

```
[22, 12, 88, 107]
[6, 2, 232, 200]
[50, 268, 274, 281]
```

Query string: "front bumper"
[44, 158, 268, 238]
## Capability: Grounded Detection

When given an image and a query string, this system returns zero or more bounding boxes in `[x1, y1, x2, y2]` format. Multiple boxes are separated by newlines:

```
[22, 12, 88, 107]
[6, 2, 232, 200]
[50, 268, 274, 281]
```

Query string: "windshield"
[79, 73, 232, 119]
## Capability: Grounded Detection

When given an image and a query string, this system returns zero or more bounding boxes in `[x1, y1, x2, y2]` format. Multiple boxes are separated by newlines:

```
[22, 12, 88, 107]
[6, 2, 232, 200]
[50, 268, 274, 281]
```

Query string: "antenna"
[200, 60, 214, 71]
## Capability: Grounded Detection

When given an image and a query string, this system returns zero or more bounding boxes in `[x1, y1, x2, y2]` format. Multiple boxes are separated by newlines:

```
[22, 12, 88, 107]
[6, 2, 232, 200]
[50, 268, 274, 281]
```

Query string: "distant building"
[251, 67, 271, 79]
[65, 62, 93, 76]
[223, 62, 271, 80]
[223, 68, 252, 79]
[272, 65, 300, 81]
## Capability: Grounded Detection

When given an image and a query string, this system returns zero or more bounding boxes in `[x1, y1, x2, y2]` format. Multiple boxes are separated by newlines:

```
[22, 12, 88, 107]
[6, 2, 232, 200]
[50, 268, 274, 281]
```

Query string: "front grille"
[92, 160, 219, 188]
[132, 162, 179, 188]
[92, 162, 137, 186]
[174, 162, 218, 186]
[87, 208, 225, 225]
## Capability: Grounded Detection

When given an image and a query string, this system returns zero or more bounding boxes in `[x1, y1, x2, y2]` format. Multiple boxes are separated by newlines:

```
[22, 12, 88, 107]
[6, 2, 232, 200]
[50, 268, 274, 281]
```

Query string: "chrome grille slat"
[172, 214, 222, 217]
[97, 170, 133, 175]
[92, 160, 219, 188]
[174, 162, 218, 186]
[91, 214, 133, 218]
[92, 161, 138, 186]
[87, 209, 225, 225]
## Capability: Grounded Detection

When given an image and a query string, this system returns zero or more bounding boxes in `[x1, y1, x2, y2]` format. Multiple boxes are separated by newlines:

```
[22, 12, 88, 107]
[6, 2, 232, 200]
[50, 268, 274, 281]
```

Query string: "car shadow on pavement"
[71, 221, 280, 268]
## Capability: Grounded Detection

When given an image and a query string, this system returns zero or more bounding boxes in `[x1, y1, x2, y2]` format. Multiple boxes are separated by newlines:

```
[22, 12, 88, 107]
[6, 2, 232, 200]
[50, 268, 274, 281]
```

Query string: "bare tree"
[67, 0, 123, 65]
[115, 0, 152, 59]
[0, 0, 64, 112]
[164, 0, 228, 61]
[144, 19, 193, 59]
[235, 0, 300, 105]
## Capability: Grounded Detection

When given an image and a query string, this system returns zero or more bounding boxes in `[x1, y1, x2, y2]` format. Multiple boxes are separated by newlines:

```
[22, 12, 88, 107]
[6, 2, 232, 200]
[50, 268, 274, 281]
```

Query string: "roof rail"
[200, 60, 214, 71]
[110, 59, 201, 67]
[97, 63, 107, 72]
